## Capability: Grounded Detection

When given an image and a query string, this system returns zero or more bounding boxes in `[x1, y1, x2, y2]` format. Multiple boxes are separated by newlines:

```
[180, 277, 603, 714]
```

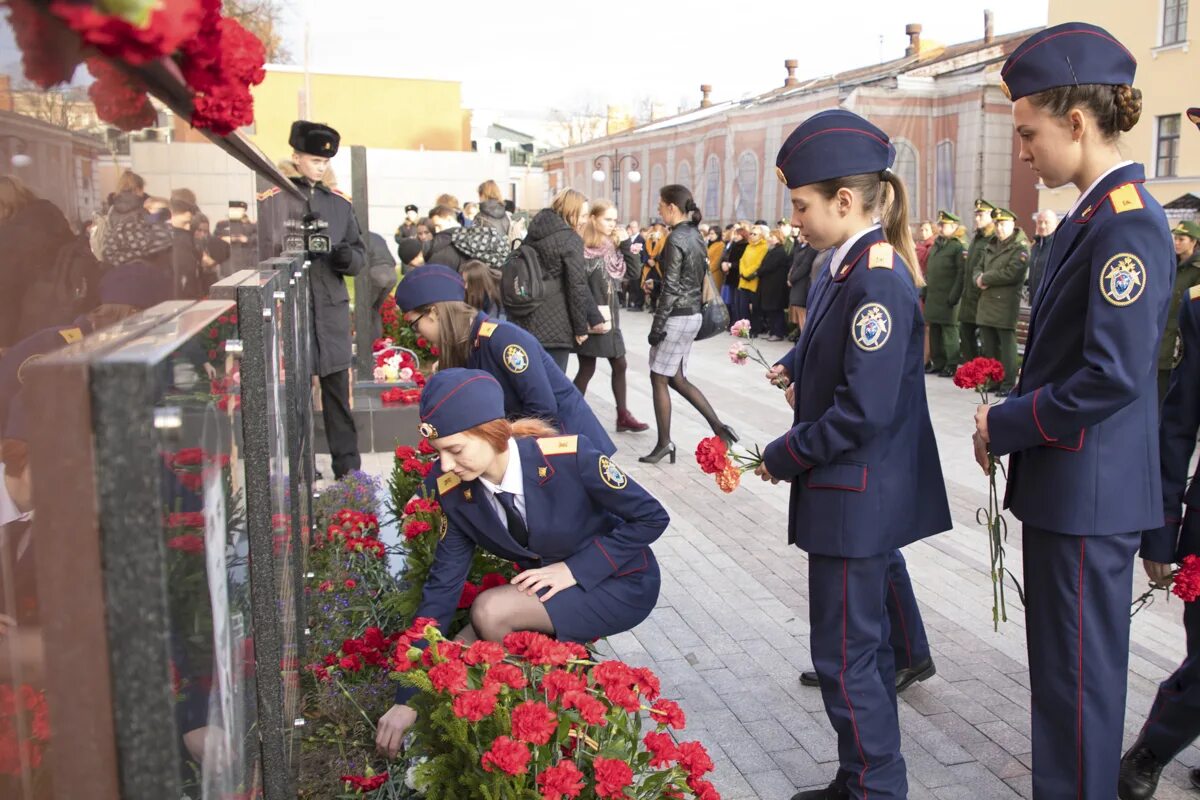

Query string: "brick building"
[542, 14, 1042, 229]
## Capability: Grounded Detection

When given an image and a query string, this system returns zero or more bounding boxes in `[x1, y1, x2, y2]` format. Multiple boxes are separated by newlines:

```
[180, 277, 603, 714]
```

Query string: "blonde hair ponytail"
[880, 171, 923, 288]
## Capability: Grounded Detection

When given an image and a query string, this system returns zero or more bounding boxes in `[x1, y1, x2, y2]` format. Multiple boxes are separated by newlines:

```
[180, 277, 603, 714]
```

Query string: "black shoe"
[994, 388, 1011, 398]
[791, 781, 850, 800]
[717, 424, 739, 446]
[895, 657, 936, 692]
[925, 363, 940, 374]
[799, 670, 819, 687]
[1118, 743, 1165, 800]
[1189, 766, 1199, 789]
[786, 330, 801, 342]
[938, 367, 956, 378]
[638, 443, 676, 464]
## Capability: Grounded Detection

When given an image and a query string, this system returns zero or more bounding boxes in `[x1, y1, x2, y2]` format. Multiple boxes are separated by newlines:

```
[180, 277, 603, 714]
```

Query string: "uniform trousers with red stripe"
[1136, 582, 1200, 769]
[1023, 526, 1140, 799]
[809, 552, 907, 800]
[885, 550, 929, 670]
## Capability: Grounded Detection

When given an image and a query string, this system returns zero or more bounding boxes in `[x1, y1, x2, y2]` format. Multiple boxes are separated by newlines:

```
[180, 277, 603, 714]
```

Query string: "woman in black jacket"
[515, 190, 605, 371]
[640, 185, 737, 464]
[756, 229, 792, 341]
[786, 233, 819, 340]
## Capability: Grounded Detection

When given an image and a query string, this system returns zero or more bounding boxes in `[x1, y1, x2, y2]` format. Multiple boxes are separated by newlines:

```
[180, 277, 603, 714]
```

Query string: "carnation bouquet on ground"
[953, 357, 1021, 629]
[694, 436, 764, 494]
[391, 623, 721, 800]
[1131, 554, 1200, 616]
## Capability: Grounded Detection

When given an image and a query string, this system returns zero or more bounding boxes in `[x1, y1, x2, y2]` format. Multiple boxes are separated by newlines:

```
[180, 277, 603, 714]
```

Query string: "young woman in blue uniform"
[755, 109, 951, 800]
[1116, 106, 1200, 800]
[393, 264, 615, 455]
[972, 23, 1174, 799]
[375, 368, 666, 756]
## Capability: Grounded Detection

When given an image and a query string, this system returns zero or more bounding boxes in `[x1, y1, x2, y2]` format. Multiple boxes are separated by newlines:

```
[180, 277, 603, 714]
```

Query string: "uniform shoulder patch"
[330, 187, 352, 203]
[537, 435, 578, 456]
[598, 455, 628, 490]
[1189, 284, 1200, 302]
[479, 321, 498, 338]
[57, 327, 84, 344]
[1108, 184, 1144, 215]
[437, 472, 461, 495]
[256, 186, 281, 202]
[502, 343, 529, 373]
[1099, 253, 1147, 307]
[852, 302, 892, 351]
[868, 242, 895, 269]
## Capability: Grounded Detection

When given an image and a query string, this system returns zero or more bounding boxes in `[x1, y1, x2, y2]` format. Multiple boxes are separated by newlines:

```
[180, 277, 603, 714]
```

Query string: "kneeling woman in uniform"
[376, 368, 667, 755]
[755, 110, 951, 800]
[394, 264, 616, 454]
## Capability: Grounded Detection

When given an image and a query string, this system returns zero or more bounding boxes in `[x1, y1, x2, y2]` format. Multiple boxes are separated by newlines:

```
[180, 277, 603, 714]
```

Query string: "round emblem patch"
[503, 344, 529, 374]
[1173, 334, 1185, 369]
[852, 303, 892, 351]
[1099, 253, 1146, 307]
[598, 455, 627, 490]
[418, 421, 438, 439]
[439, 513, 449, 540]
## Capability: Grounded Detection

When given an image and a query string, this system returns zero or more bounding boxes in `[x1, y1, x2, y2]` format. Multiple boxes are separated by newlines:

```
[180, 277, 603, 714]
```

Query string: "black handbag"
[696, 271, 729, 341]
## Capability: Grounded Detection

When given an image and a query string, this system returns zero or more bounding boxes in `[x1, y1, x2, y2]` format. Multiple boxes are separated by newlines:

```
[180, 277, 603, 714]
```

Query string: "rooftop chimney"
[700, 84, 713, 108]
[905, 23, 922, 57]
[983, 9, 995, 44]
[784, 59, 799, 88]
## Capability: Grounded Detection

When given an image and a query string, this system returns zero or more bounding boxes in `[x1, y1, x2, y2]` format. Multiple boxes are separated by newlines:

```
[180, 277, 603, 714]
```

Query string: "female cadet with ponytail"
[755, 110, 951, 800]
[970, 23, 1173, 799]
[640, 184, 738, 464]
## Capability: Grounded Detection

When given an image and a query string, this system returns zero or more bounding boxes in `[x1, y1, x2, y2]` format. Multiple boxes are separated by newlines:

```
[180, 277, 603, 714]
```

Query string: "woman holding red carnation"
[376, 368, 667, 757]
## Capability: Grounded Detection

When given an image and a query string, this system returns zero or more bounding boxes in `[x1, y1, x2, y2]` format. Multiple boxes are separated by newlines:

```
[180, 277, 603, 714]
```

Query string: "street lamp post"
[591, 153, 641, 210]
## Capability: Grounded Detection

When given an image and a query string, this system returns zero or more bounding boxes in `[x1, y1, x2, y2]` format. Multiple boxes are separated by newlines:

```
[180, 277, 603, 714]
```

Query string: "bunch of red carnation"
[458, 571, 512, 609]
[391, 621, 721, 799]
[381, 387, 422, 405]
[0, 684, 50, 776]
[339, 772, 387, 793]
[695, 436, 757, 494]
[953, 357, 1005, 392]
[1172, 554, 1200, 603]
[308, 625, 404, 683]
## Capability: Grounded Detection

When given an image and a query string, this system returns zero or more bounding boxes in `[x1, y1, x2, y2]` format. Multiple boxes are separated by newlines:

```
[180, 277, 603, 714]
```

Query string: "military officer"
[923, 210, 967, 376]
[376, 367, 667, 756]
[1155, 220, 1200, 402]
[394, 264, 616, 455]
[213, 200, 258, 271]
[958, 200, 995, 365]
[975, 207, 1030, 396]
[756, 110, 952, 800]
[258, 120, 366, 480]
[973, 23, 1173, 799]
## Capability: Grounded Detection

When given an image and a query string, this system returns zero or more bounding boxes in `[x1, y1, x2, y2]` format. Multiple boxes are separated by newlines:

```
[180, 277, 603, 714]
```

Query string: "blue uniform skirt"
[542, 551, 661, 643]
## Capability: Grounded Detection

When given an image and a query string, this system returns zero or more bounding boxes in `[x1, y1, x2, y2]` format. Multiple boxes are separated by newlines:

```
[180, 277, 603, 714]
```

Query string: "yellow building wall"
[247, 69, 469, 159]
[1041, 1, 1200, 213]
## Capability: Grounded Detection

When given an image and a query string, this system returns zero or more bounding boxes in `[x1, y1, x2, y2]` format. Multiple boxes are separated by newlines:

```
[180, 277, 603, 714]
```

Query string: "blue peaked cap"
[1001, 22, 1136, 102]
[775, 110, 896, 190]
[417, 368, 504, 440]
[393, 264, 465, 312]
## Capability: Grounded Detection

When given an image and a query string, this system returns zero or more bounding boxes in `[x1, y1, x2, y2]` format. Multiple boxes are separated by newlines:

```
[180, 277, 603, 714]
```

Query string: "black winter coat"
[514, 209, 601, 350]
[757, 244, 791, 312]
[787, 244, 818, 308]
[475, 200, 511, 239]
[427, 228, 466, 271]
[0, 199, 75, 347]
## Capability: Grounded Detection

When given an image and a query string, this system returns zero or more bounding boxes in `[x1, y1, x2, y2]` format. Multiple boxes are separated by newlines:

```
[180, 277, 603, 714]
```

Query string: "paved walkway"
[344, 308, 1196, 799]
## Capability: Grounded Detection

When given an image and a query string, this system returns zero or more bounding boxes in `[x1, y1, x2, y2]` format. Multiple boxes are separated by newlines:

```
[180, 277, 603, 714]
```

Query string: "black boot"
[791, 780, 850, 800]
[895, 657, 936, 692]
[1190, 766, 1199, 789]
[1118, 742, 1165, 800]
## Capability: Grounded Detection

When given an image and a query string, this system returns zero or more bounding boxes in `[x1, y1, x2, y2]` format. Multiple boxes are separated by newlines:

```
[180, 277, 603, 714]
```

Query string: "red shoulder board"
[330, 187, 352, 202]
[256, 186, 281, 202]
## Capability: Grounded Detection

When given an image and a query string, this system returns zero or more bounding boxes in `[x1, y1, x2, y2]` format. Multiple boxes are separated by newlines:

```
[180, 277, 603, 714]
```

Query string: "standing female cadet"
[394, 264, 616, 455]
[971, 23, 1174, 799]
[755, 110, 951, 800]
[375, 368, 667, 755]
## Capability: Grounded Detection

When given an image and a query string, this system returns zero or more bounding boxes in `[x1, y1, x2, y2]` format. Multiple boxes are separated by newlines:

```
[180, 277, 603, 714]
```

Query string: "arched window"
[704, 155, 721, 220]
[935, 140, 955, 216]
[733, 151, 759, 221]
[893, 140, 919, 218]
[649, 164, 665, 213]
[676, 160, 691, 190]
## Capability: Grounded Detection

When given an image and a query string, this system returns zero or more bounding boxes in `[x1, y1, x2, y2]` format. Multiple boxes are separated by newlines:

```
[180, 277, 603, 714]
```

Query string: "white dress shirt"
[829, 224, 883, 275]
[477, 438, 527, 530]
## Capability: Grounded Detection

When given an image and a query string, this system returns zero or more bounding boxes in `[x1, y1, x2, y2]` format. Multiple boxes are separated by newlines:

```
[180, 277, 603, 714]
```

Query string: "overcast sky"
[279, 0, 1049, 119]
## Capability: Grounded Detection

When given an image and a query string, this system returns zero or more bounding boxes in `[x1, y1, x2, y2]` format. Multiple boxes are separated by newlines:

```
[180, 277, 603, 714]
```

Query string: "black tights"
[649, 366, 725, 449]
[574, 355, 629, 412]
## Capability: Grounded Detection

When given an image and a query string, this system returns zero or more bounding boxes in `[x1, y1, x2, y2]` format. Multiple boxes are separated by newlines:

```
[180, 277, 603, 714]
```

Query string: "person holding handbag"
[575, 200, 649, 433]
[640, 184, 737, 465]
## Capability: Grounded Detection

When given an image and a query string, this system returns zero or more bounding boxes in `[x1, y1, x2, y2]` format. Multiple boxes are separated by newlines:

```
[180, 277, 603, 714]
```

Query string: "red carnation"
[649, 698, 686, 729]
[643, 730, 680, 768]
[419, 438, 436, 455]
[451, 685, 500, 722]
[481, 571, 509, 591]
[480, 735, 531, 776]
[395, 445, 417, 460]
[343, 579, 356, 590]
[403, 519, 432, 540]
[632, 666, 661, 701]
[695, 436, 730, 475]
[677, 740, 715, 779]
[167, 534, 205, 554]
[510, 699, 558, 745]
[537, 760, 585, 800]
[483, 662, 528, 691]
[462, 640, 506, 666]
[338, 654, 362, 673]
[51, 0, 205, 65]
[539, 668, 588, 702]
[1173, 554, 1200, 602]
[562, 690, 608, 726]
[458, 582, 481, 609]
[341, 773, 388, 792]
[428, 659, 468, 695]
[592, 756, 634, 799]
[953, 357, 1005, 391]
[688, 777, 721, 800]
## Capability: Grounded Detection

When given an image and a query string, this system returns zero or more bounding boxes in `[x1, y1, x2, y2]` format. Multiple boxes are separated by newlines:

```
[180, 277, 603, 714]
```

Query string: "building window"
[649, 164, 665, 212]
[734, 152, 759, 221]
[704, 155, 721, 220]
[1163, 0, 1188, 45]
[935, 141, 955, 215]
[893, 140, 919, 218]
[1157, 114, 1181, 177]
[676, 160, 691, 190]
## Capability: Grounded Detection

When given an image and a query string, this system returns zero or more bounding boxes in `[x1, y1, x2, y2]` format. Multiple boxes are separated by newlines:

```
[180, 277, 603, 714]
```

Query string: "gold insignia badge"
[463, 489, 473, 502]
[775, 166, 788, 186]
[999, 79, 1011, 100]
[1173, 334, 1184, 369]
[503, 344, 529, 374]
[538, 466, 548, 478]
[439, 514, 449, 540]
[419, 421, 438, 439]
[478, 321, 498, 338]
[323, 142, 332, 151]
[852, 302, 892, 351]
[1099, 253, 1147, 307]
[598, 455, 628, 490]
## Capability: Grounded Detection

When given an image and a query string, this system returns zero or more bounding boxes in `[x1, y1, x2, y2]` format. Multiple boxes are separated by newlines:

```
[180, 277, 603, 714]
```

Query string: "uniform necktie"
[495, 491, 529, 548]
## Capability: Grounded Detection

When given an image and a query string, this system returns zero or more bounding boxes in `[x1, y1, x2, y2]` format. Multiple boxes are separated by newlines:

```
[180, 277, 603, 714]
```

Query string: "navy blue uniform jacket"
[466, 312, 615, 455]
[762, 228, 951, 557]
[988, 164, 1174, 536]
